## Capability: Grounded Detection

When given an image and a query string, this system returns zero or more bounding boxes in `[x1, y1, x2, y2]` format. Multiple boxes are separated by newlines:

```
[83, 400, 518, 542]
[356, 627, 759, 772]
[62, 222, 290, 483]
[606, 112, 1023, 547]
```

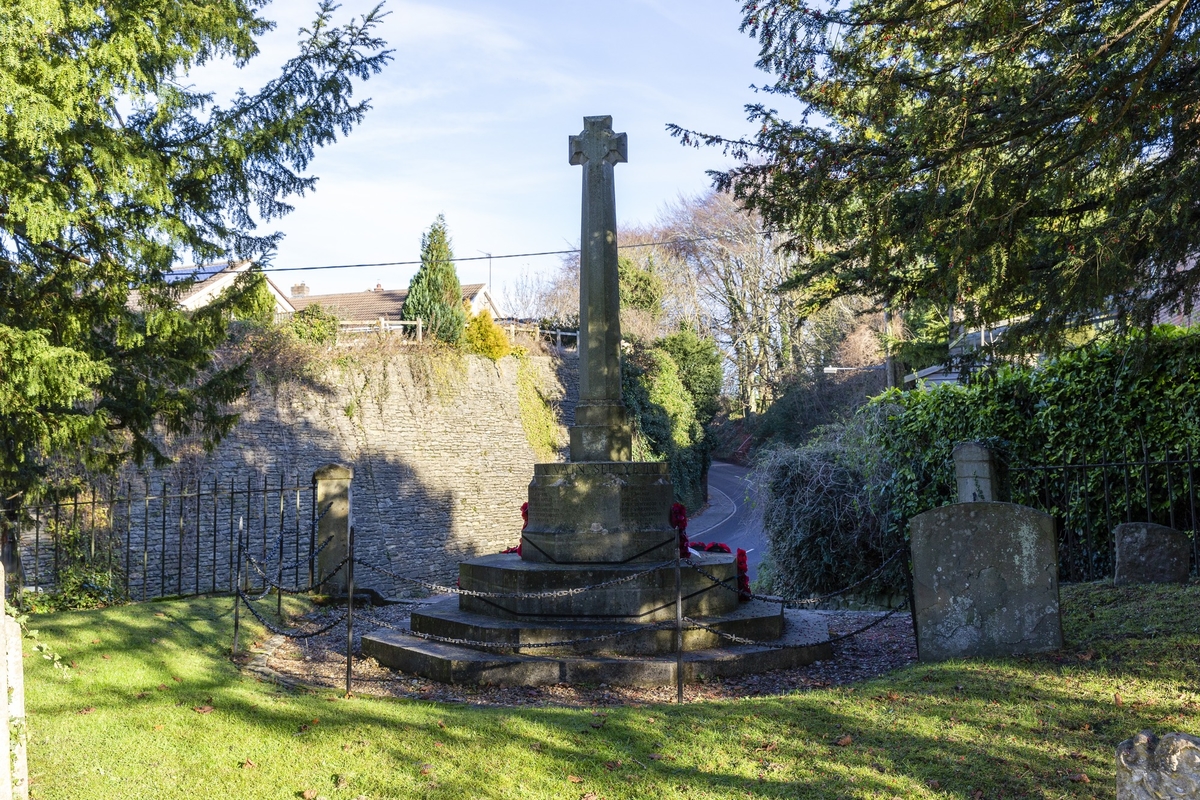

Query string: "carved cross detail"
[569, 116, 628, 168]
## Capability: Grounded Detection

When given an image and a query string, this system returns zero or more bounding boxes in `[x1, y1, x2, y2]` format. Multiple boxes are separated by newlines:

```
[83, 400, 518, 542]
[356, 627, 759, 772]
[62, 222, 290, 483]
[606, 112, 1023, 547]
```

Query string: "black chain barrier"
[686, 546, 908, 609]
[356, 610, 680, 651]
[236, 589, 350, 638]
[233, 520, 914, 698]
[352, 557, 678, 601]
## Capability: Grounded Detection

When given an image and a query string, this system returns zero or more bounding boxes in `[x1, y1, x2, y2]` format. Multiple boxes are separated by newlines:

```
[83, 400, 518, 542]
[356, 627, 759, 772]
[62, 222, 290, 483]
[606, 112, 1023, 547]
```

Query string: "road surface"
[687, 461, 768, 581]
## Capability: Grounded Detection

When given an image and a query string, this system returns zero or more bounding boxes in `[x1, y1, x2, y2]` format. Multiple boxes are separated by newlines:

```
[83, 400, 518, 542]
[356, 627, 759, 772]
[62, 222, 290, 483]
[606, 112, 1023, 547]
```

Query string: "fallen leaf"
[153, 725, 163, 731]
[171, 676, 181, 683]
[1114, 692, 1124, 707]
[590, 720, 606, 728]
[311, 718, 319, 725]
[568, 775, 584, 784]
[648, 754, 663, 761]
[835, 735, 853, 747]
[419, 764, 433, 775]
[972, 791, 983, 799]
[77, 707, 96, 715]
[434, 742, 444, 748]
[157, 684, 168, 691]
[101, 654, 111, 660]
[193, 705, 214, 714]
[91, 639, 100, 644]
[1069, 773, 1091, 783]
[135, 692, 148, 700]
[581, 794, 599, 800]
[437, 720, 445, 728]
[646, 717, 656, 724]
[530, 742, 543, 752]
[154, 612, 166, 617]
[301, 790, 319, 800]
[756, 742, 778, 753]
[926, 780, 940, 789]
[334, 775, 349, 789]
[604, 760, 621, 771]
[240, 759, 257, 769]
[343, 743, 353, 752]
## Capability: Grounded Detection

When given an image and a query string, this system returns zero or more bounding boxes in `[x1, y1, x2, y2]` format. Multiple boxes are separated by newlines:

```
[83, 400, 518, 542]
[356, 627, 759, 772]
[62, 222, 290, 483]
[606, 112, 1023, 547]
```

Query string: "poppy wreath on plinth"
[501, 501, 530, 556]
[670, 502, 689, 557]
[736, 548, 751, 601]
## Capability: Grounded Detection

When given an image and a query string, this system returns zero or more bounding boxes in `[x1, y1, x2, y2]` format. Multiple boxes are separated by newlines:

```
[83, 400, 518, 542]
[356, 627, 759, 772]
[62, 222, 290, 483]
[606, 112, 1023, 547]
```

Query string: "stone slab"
[458, 552, 739, 621]
[1117, 730, 1200, 799]
[524, 462, 675, 564]
[1114, 523, 1192, 585]
[910, 502, 1062, 661]
[360, 608, 831, 687]
[411, 595, 783, 655]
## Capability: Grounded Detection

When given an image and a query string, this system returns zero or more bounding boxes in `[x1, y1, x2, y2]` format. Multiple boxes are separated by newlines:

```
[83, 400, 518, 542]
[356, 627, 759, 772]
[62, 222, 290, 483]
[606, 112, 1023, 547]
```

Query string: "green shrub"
[515, 352, 562, 461]
[655, 328, 723, 425]
[622, 342, 710, 510]
[463, 310, 511, 361]
[756, 410, 902, 599]
[287, 304, 339, 345]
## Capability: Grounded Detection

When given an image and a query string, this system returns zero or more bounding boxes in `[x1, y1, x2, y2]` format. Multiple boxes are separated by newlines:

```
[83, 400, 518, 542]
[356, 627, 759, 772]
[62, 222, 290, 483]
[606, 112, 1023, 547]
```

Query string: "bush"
[622, 342, 710, 510]
[287, 304, 339, 345]
[463, 310, 511, 361]
[755, 410, 902, 599]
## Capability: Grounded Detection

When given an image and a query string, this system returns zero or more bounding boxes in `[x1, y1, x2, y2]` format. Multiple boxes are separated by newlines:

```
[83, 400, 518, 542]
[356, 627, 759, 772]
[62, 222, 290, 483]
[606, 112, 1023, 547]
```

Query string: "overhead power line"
[260, 233, 764, 274]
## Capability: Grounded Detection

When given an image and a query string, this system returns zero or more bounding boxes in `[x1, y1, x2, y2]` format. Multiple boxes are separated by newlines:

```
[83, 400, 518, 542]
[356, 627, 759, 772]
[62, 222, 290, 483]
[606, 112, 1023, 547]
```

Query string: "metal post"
[232, 517, 243, 655]
[674, 555, 683, 704]
[345, 525, 355, 697]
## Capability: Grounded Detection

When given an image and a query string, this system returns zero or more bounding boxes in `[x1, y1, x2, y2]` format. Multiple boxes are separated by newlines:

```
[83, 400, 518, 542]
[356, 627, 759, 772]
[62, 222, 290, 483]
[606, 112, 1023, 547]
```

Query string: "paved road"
[687, 461, 768, 580]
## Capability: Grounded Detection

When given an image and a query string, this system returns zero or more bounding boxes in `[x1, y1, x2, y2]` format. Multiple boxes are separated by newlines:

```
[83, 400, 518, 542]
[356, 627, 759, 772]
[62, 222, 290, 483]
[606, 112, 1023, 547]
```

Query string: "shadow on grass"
[20, 583, 1200, 799]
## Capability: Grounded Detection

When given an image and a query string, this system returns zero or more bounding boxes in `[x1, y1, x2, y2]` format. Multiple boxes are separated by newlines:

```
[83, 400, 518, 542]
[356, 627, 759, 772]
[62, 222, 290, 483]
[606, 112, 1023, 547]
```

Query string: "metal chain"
[686, 546, 907, 608]
[246, 534, 337, 578]
[237, 590, 349, 639]
[245, 554, 351, 595]
[683, 600, 910, 651]
[356, 609, 677, 650]
[353, 557, 677, 601]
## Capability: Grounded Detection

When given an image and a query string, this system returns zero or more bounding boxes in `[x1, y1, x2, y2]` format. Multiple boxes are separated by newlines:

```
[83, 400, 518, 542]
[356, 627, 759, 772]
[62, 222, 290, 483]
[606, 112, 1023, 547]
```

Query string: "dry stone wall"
[127, 350, 579, 597]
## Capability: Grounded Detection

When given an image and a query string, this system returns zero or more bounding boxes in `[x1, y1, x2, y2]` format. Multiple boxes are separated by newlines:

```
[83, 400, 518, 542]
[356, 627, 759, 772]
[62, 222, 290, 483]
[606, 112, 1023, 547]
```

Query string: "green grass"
[22, 582, 1200, 799]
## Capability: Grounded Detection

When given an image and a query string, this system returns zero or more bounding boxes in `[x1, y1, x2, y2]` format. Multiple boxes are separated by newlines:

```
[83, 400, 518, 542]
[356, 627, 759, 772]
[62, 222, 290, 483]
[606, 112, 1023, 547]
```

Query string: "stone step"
[459, 552, 740, 621]
[410, 595, 785, 655]
[360, 609, 832, 687]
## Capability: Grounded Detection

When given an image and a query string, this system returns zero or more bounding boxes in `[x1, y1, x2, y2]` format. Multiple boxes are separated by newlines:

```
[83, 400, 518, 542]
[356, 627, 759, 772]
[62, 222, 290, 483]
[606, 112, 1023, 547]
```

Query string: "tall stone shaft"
[569, 115, 633, 462]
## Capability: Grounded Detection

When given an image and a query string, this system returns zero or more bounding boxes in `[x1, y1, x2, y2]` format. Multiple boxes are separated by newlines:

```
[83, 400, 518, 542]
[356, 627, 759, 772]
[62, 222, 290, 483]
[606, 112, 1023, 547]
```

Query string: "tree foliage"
[618, 255, 665, 319]
[402, 215, 467, 345]
[0, 0, 389, 498]
[674, 0, 1200, 351]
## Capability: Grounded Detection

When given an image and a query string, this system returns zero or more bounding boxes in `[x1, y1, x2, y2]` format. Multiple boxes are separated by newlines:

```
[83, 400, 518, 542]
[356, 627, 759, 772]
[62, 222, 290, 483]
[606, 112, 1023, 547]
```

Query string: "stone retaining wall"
[116, 350, 579, 596]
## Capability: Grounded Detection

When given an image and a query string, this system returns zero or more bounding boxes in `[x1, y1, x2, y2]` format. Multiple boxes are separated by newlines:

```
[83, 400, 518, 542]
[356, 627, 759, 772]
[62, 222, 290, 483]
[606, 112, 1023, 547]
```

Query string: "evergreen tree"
[402, 215, 467, 344]
[0, 1, 390, 499]
[673, 0, 1200, 351]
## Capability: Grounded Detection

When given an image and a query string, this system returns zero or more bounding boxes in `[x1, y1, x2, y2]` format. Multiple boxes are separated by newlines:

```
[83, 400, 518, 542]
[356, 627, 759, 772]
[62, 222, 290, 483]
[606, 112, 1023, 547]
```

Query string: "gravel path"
[250, 604, 918, 708]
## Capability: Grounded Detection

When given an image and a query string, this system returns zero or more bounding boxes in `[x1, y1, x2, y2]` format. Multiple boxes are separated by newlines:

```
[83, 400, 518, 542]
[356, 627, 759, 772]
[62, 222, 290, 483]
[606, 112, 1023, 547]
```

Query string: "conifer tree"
[674, 0, 1200, 351]
[0, 1, 390, 499]
[402, 215, 467, 344]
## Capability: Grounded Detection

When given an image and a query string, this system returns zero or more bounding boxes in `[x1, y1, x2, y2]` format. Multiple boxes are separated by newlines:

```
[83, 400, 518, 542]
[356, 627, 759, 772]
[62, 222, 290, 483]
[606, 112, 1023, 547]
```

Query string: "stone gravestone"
[910, 502, 1062, 661]
[952, 442, 997, 503]
[1114, 522, 1192, 585]
[1117, 730, 1200, 800]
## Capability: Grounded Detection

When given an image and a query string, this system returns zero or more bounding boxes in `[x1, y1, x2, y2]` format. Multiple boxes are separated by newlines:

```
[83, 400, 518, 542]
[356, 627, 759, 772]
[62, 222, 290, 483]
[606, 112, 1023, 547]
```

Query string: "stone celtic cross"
[569, 115, 632, 462]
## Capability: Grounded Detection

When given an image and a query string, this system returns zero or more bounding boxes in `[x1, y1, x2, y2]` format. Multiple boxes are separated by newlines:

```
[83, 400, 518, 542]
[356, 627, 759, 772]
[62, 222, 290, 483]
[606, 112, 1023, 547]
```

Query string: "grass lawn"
[22, 581, 1200, 799]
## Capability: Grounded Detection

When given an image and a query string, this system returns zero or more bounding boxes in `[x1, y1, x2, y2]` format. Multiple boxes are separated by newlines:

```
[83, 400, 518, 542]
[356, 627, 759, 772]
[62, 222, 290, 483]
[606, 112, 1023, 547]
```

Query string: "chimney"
[291, 282, 309, 298]
[374, 283, 383, 292]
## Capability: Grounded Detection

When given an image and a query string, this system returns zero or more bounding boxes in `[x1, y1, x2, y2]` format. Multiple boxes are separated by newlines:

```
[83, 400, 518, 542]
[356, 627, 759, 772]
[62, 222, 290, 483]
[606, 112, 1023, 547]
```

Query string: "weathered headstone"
[1114, 522, 1192, 585]
[1117, 730, 1200, 800]
[567, 115, 633, 464]
[314, 463, 352, 594]
[910, 502, 1062, 661]
[952, 442, 997, 503]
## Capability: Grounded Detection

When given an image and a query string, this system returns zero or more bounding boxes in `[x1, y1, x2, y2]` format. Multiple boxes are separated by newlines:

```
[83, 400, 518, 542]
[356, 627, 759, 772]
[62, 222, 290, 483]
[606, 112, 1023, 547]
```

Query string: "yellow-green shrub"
[463, 310, 511, 360]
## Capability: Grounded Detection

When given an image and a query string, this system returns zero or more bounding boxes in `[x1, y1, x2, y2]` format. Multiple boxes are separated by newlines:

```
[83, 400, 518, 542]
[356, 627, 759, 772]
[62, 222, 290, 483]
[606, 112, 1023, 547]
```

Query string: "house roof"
[129, 261, 294, 313]
[291, 283, 491, 320]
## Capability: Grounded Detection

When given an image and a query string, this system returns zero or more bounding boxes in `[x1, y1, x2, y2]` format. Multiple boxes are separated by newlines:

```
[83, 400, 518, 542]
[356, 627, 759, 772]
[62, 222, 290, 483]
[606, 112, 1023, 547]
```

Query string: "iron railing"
[13, 473, 320, 604]
[1009, 445, 1200, 582]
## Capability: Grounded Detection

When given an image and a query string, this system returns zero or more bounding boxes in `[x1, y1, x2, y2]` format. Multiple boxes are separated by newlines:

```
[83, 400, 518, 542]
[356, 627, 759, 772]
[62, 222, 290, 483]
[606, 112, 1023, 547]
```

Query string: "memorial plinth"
[360, 116, 828, 686]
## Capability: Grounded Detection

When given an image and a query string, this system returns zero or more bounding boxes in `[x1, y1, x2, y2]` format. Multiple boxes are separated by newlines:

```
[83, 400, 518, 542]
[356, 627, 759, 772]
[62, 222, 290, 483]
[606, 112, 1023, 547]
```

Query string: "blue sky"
[201, 1, 770, 304]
